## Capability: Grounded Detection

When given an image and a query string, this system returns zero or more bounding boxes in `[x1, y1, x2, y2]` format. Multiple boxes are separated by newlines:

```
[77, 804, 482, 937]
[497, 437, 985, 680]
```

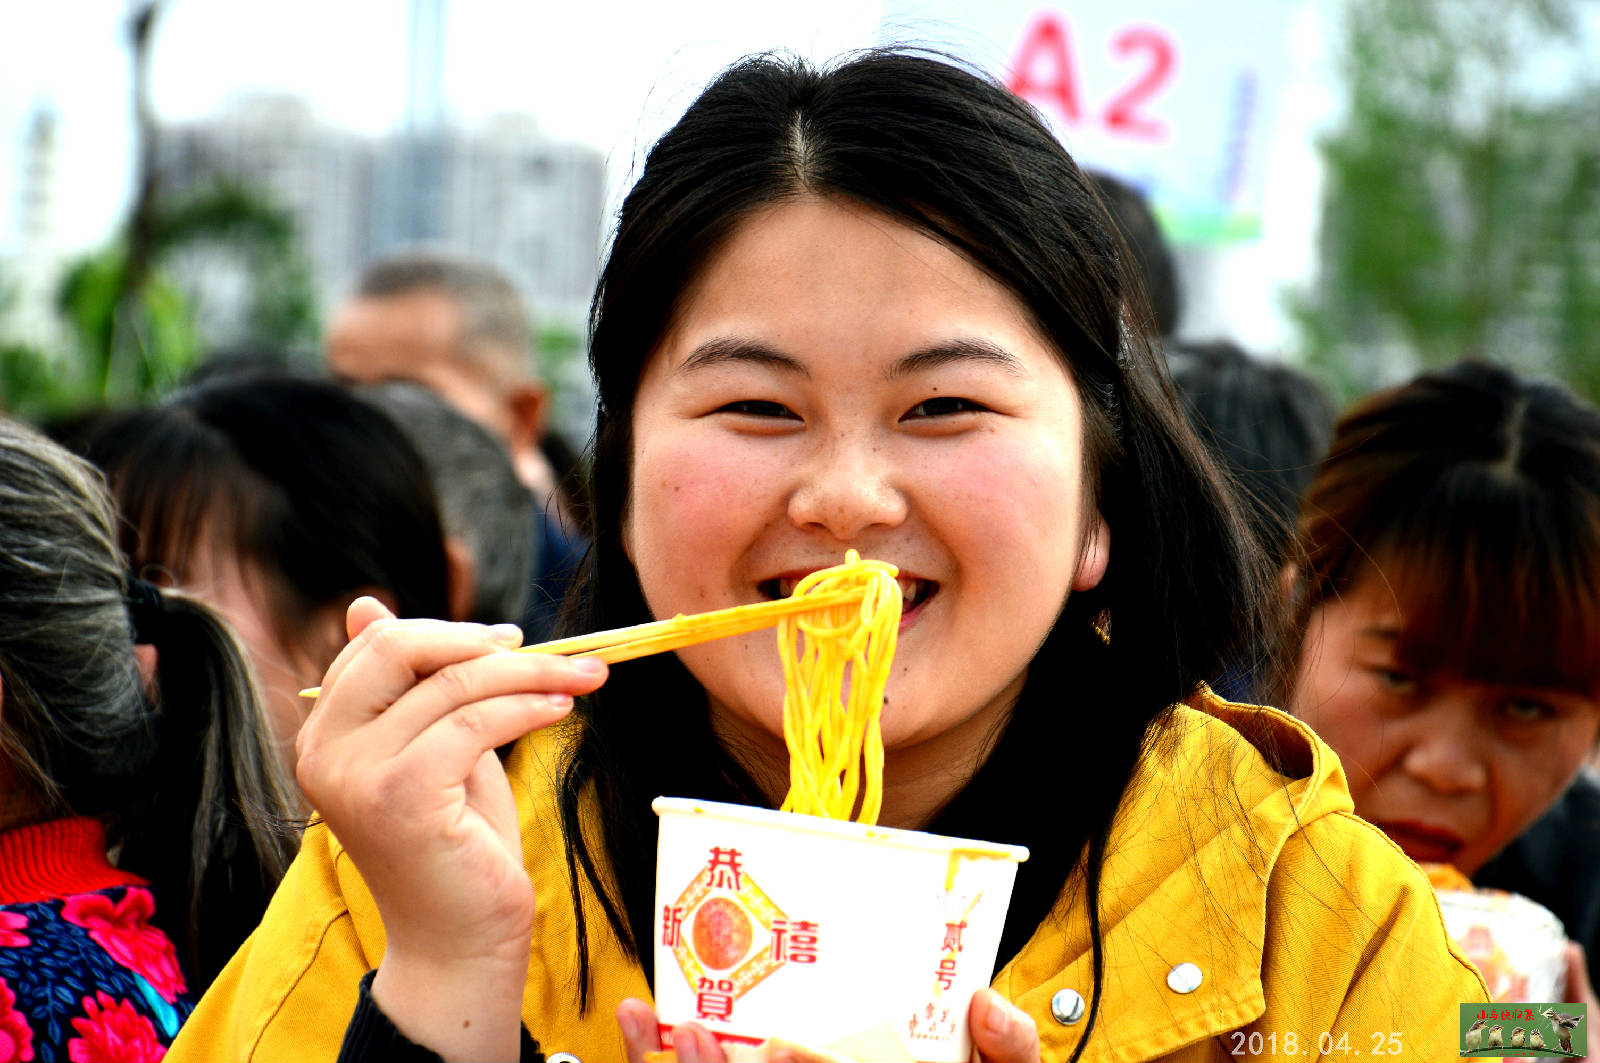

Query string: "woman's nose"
[786, 432, 908, 540]
[1400, 713, 1490, 796]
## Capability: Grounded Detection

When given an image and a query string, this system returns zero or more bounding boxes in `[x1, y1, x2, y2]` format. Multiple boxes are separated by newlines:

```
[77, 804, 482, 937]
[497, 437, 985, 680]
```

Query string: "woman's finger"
[301, 615, 531, 745]
[344, 594, 395, 642]
[299, 689, 578, 817]
[969, 988, 1040, 1063]
[362, 650, 606, 755]
[617, 998, 664, 1063]
[394, 691, 577, 786]
[672, 1023, 727, 1063]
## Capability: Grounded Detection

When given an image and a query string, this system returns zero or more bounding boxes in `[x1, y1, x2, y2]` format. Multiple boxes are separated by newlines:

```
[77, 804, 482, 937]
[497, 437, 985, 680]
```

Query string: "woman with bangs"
[170, 52, 1486, 1063]
[1287, 359, 1600, 997]
[76, 372, 453, 990]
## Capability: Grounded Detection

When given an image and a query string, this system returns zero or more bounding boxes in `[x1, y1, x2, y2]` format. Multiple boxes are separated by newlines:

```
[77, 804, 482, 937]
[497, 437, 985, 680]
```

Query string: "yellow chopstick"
[297, 587, 867, 698]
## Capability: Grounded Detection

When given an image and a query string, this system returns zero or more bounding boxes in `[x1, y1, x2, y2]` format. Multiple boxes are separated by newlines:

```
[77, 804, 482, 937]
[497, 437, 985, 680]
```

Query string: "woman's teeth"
[897, 578, 933, 607]
[759, 575, 936, 607]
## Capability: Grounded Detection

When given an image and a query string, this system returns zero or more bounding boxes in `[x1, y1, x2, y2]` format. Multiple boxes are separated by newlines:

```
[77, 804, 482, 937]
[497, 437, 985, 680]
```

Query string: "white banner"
[880, 0, 1304, 245]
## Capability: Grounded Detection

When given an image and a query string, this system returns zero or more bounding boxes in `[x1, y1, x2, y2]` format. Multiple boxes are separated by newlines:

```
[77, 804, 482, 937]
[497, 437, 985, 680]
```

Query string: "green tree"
[0, 1, 319, 420]
[1298, 0, 1600, 402]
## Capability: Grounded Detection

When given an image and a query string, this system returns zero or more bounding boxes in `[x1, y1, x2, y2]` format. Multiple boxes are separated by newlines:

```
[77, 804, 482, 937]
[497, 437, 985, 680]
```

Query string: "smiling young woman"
[169, 52, 1484, 1063]
[623, 195, 1109, 827]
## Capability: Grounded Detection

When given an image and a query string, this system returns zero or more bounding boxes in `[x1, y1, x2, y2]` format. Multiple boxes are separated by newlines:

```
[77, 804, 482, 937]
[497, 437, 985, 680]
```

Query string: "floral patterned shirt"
[0, 818, 194, 1063]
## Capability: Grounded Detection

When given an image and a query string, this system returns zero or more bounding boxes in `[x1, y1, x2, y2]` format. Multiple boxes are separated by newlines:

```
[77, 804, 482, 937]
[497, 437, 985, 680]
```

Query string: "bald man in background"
[326, 249, 585, 638]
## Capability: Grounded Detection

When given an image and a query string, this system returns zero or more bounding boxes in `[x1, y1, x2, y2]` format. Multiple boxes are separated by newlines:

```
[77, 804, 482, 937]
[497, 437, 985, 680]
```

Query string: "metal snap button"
[1050, 987, 1086, 1025]
[1166, 961, 1203, 994]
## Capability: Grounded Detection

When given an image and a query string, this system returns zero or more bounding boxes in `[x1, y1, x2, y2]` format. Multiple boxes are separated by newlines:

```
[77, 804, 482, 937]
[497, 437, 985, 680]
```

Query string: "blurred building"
[1, 106, 68, 353]
[155, 93, 607, 331]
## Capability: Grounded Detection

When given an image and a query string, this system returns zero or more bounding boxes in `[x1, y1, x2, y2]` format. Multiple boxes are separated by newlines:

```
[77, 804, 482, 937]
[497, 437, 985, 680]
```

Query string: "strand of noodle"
[776, 550, 901, 823]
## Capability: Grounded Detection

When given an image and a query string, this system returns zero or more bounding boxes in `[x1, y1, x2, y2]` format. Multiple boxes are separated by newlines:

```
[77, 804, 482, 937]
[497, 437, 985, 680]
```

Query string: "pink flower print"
[60, 889, 186, 1003]
[0, 977, 34, 1063]
[67, 993, 164, 1063]
[0, 913, 26, 949]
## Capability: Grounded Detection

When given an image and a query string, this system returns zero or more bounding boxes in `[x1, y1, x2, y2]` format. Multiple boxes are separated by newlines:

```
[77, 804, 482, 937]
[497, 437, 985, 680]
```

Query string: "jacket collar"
[994, 690, 1351, 1062]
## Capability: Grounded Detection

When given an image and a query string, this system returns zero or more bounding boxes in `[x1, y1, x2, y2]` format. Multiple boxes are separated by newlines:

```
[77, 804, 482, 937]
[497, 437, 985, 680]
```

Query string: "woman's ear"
[621, 508, 636, 566]
[132, 644, 159, 698]
[1279, 561, 1299, 602]
[443, 535, 478, 622]
[1072, 513, 1111, 592]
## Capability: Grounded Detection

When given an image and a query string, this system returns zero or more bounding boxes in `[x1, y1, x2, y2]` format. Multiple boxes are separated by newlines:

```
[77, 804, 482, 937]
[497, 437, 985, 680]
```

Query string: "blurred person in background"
[1087, 168, 1181, 343]
[1169, 341, 1335, 702]
[1167, 340, 1336, 575]
[324, 249, 586, 638]
[76, 373, 453, 793]
[360, 379, 537, 630]
[1284, 360, 1600, 997]
[0, 419, 297, 1039]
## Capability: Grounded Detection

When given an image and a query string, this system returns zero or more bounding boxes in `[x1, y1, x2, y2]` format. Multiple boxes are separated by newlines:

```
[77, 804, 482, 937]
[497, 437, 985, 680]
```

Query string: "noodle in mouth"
[776, 549, 903, 824]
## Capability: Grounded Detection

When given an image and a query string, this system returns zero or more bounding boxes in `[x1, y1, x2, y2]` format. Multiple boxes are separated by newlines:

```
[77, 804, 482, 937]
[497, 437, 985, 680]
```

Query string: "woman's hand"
[616, 987, 1039, 1062]
[969, 988, 1042, 1061]
[297, 597, 608, 1062]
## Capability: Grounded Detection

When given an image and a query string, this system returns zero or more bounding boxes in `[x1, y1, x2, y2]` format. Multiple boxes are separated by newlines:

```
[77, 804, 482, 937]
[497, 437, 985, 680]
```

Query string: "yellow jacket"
[170, 692, 1485, 1062]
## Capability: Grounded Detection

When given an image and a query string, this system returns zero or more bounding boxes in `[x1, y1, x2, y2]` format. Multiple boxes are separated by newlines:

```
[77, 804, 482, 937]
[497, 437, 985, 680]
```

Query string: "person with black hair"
[74, 373, 453, 988]
[1085, 169, 1180, 341]
[0, 419, 297, 1055]
[1165, 342, 1334, 576]
[1286, 360, 1600, 1002]
[360, 380, 537, 629]
[80, 374, 453, 783]
[172, 52, 1482, 1063]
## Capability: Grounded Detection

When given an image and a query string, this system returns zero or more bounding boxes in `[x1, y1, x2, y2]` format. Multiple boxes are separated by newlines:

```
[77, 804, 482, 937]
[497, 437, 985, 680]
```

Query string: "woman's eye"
[902, 396, 987, 419]
[1502, 698, 1556, 723]
[1376, 668, 1419, 694]
[715, 400, 797, 419]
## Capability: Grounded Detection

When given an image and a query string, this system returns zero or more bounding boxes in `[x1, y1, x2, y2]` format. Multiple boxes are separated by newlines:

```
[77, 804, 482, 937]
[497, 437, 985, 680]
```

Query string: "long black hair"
[558, 51, 1275, 1057]
[82, 373, 452, 642]
[75, 373, 452, 987]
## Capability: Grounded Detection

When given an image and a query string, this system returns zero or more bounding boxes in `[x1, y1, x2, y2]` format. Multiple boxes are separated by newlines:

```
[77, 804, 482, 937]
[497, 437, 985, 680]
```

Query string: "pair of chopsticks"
[297, 587, 867, 698]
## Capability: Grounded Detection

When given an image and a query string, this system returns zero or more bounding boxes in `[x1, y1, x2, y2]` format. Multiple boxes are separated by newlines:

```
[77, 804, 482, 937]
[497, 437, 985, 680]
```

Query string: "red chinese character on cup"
[661, 904, 684, 947]
[706, 847, 744, 891]
[769, 919, 820, 963]
[934, 956, 959, 990]
[942, 921, 967, 953]
[695, 977, 736, 1021]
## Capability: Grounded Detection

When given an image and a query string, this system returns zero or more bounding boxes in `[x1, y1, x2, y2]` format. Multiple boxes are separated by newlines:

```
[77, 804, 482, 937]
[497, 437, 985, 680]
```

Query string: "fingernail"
[985, 994, 1011, 1036]
[489, 624, 525, 648]
[545, 693, 574, 712]
[617, 1009, 641, 1042]
[575, 655, 608, 675]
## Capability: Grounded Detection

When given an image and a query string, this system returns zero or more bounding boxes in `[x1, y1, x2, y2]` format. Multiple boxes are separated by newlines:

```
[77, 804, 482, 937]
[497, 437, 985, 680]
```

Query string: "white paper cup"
[652, 797, 1029, 1063]
[1435, 887, 1568, 1002]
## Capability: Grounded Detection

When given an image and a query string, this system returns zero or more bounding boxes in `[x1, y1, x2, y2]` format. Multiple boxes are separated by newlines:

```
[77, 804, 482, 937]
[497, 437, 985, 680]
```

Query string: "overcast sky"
[2, 0, 883, 254]
[17, 1, 1591, 353]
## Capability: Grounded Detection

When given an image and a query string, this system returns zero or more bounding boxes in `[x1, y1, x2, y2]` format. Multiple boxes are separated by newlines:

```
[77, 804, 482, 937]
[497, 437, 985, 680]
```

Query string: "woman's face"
[623, 195, 1109, 819]
[1292, 566, 1600, 875]
[177, 542, 346, 774]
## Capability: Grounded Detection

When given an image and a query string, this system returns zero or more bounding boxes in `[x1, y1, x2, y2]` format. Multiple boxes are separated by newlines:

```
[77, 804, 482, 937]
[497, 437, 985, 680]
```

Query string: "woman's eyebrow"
[678, 338, 809, 377]
[886, 338, 1029, 379]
